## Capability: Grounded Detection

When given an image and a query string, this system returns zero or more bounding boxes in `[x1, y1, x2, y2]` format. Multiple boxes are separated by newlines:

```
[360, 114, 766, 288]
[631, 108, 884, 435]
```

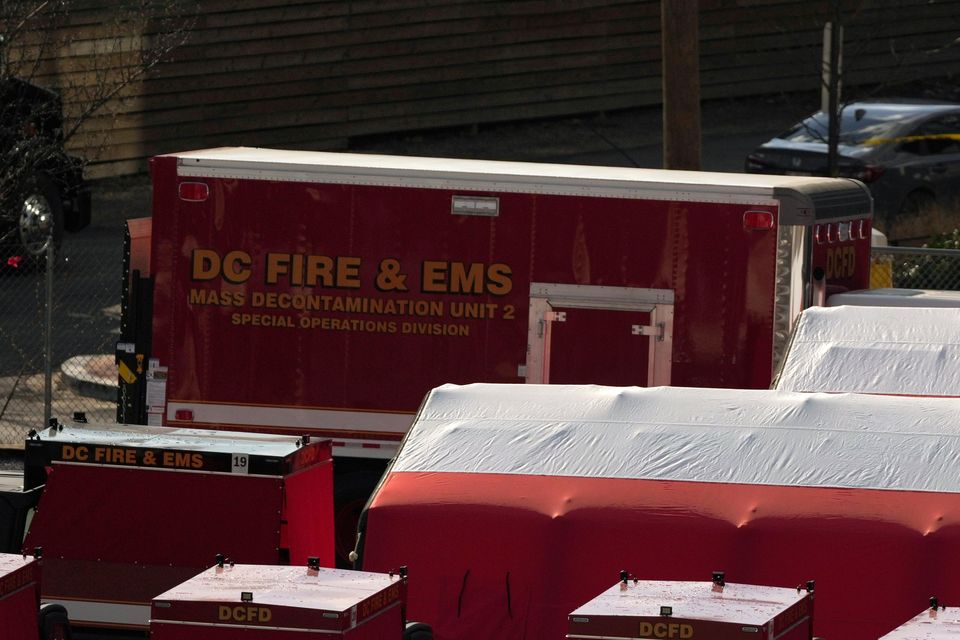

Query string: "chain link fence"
[871, 246, 960, 291]
[1, 223, 124, 448]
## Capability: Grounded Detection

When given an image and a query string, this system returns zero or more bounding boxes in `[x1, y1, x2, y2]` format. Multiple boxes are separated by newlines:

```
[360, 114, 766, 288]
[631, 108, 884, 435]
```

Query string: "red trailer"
[356, 383, 960, 640]
[568, 573, 814, 640]
[149, 561, 421, 639]
[120, 148, 872, 560]
[21, 421, 333, 631]
[0, 552, 40, 640]
[881, 600, 960, 639]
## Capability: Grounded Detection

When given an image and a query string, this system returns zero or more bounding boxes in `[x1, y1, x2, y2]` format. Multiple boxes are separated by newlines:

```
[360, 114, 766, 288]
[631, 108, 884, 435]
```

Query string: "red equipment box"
[22, 422, 333, 630]
[0, 552, 40, 640]
[567, 573, 814, 640]
[150, 562, 407, 639]
[881, 600, 960, 639]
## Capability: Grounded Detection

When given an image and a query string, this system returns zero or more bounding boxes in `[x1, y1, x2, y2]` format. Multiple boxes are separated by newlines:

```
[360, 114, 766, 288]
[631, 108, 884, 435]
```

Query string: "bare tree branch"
[0, 0, 194, 259]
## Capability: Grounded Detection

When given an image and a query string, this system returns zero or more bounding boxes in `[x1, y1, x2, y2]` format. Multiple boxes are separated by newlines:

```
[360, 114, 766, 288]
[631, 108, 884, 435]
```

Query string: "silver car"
[745, 100, 960, 223]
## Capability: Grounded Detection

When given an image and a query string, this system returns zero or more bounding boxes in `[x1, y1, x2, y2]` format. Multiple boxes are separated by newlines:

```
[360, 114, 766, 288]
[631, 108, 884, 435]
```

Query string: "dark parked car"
[0, 77, 90, 264]
[745, 100, 960, 223]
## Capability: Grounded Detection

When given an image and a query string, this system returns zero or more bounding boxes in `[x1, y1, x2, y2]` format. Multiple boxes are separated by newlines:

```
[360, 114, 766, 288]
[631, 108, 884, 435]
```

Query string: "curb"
[61, 354, 117, 403]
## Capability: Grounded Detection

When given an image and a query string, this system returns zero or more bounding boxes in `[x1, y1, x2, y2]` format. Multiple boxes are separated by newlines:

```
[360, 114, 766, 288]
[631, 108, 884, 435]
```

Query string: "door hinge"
[632, 322, 665, 342]
[538, 311, 567, 337]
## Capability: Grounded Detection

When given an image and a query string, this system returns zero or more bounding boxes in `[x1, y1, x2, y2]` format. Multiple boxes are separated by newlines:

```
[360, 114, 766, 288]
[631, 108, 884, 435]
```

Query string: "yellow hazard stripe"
[118, 361, 137, 385]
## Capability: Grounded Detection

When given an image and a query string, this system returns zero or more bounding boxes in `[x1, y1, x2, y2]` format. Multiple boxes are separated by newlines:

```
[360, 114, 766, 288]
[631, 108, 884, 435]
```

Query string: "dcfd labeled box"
[881, 600, 959, 639]
[567, 573, 814, 640]
[150, 563, 407, 639]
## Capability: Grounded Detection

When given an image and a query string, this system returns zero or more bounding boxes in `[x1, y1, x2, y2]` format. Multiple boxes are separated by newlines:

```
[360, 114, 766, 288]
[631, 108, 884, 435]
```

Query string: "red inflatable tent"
[357, 384, 960, 640]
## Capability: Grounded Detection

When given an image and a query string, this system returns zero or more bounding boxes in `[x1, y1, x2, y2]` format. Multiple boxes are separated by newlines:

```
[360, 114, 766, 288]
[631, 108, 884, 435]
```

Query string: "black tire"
[16, 172, 64, 263]
[334, 469, 384, 568]
[38, 602, 72, 639]
[404, 622, 434, 640]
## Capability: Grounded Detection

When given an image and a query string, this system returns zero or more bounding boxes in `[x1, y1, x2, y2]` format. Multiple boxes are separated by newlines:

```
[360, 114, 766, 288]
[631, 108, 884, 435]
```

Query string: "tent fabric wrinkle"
[394, 384, 960, 493]
[775, 305, 960, 395]
[363, 384, 960, 640]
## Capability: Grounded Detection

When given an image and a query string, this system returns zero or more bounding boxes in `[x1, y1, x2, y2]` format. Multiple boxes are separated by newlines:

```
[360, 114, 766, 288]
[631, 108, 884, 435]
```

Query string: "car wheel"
[17, 173, 64, 260]
[334, 469, 383, 568]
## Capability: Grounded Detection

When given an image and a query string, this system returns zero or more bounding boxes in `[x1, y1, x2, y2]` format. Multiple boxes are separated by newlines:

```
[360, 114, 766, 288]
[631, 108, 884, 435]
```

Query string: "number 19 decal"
[232, 453, 249, 474]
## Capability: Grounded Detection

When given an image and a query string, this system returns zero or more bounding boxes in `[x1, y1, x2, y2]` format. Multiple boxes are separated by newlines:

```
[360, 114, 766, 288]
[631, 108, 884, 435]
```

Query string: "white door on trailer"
[524, 283, 674, 386]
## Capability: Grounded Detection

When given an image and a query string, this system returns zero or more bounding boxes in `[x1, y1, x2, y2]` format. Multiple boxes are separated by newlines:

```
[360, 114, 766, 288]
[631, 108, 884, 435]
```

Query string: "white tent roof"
[393, 384, 960, 492]
[775, 305, 960, 395]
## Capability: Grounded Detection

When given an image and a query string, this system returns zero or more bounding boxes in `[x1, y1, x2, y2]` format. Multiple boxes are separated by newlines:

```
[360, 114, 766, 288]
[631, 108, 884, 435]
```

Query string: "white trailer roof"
[393, 383, 960, 493]
[774, 305, 960, 395]
[166, 147, 871, 224]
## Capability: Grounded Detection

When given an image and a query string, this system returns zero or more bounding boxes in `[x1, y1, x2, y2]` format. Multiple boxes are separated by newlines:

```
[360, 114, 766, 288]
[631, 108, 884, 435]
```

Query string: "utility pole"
[661, 0, 701, 170]
[824, 12, 843, 177]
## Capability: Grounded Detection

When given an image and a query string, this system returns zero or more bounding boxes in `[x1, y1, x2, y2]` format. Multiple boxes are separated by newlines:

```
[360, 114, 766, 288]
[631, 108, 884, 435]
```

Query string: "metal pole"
[826, 8, 843, 177]
[43, 239, 53, 427]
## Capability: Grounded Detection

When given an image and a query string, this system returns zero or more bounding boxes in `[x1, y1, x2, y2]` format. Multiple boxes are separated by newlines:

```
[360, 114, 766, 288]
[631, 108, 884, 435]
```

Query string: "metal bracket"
[538, 311, 567, 337]
[632, 322, 665, 342]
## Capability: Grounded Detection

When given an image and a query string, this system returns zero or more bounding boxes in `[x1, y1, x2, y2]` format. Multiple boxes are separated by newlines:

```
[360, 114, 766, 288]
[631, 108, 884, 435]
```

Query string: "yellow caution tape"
[862, 133, 960, 146]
